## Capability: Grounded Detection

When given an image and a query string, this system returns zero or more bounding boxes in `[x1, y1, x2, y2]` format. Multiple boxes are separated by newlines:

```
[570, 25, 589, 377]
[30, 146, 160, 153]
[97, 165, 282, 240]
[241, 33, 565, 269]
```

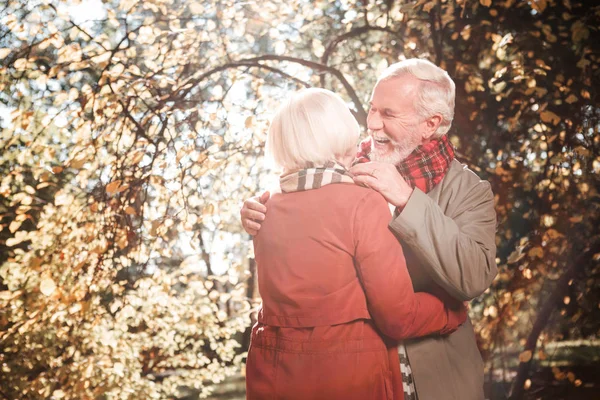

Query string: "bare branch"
[320, 25, 403, 87]
[176, 55, 367, 126]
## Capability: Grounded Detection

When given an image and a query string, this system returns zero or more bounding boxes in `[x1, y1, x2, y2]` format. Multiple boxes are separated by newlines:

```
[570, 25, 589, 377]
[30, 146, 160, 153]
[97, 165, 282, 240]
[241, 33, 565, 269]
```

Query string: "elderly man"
[241, 59, 497, 400]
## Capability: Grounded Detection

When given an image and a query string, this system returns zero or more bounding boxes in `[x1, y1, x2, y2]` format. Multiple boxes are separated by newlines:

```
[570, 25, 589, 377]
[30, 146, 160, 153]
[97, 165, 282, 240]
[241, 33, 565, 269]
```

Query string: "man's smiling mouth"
[373, 136, 391, 145]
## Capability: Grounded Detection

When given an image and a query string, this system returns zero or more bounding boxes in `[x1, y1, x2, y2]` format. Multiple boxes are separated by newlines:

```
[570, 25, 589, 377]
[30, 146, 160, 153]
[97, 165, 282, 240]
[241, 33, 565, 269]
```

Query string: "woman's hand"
[440, 302, 468, 335]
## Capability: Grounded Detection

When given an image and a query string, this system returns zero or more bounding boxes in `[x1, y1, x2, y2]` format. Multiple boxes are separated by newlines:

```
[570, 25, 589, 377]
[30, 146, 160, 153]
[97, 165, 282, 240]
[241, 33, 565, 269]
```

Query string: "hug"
[241, 59, 498, 400]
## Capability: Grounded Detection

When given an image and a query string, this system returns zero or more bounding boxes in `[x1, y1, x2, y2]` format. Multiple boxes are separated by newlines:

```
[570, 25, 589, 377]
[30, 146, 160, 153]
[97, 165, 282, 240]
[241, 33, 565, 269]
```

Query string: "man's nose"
[367, 111, 383, 131]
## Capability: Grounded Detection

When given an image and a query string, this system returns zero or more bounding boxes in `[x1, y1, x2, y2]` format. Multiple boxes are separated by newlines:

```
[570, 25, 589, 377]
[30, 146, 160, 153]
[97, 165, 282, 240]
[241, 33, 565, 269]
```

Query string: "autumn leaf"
[530, 0, 547, 13]
[312, 39, 324, 57]
[13, 58, 27, 70]
[544, 229, 564, 240]
[106, 180, 122, 194]
[202, 203, 215, 217]
[565, 94, 578, 104]
[69, 155, 87, 169]
[0, 48, 11, 59]
[189, 3, 203, 14]
[580, 89, 591, 99]
[40, 277, 57, 296]
[519, 350, 533, 363]
[569, 215, 583, 223]
[69, 303, 82, 314]
[507, 247, 525, 264]
[9, 220, 22, 233]
[571, 20, 590, 43]
[6, 231, 28, 247]
[29, 257, 43, 269]
[117, 234, 128, 249]
[130, 151, 145, 164]
[527, 246, 544, 259]
[54, 192, 72, 206]
[540, 110, 560, 125]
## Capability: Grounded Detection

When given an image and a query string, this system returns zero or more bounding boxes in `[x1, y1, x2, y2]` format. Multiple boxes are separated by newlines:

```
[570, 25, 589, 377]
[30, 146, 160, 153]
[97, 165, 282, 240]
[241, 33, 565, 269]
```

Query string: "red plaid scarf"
[355, 135, 455, 193]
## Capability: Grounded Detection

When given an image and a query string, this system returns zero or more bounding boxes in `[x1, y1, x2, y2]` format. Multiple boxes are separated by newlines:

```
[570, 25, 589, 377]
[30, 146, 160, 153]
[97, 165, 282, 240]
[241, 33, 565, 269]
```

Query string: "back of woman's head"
[266, 88, 360, 171]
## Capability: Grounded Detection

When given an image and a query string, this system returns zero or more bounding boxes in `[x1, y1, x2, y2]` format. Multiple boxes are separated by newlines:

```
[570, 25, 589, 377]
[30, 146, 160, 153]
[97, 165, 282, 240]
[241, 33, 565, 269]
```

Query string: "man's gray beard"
[368, 129, 422, 165]
[370, 142, 417, 165]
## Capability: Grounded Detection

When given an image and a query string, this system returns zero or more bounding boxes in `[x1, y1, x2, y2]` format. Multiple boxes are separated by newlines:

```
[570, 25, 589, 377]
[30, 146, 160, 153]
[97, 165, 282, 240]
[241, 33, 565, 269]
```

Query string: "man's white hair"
[378, 59, 456, 137]
[266, 88, 360, 171]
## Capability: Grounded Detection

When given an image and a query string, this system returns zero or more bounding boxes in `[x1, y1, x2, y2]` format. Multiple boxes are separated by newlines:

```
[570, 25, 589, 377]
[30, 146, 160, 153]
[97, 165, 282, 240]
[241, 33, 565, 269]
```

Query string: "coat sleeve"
[353, 191, 466, 340]
[388, 181, 498, 302]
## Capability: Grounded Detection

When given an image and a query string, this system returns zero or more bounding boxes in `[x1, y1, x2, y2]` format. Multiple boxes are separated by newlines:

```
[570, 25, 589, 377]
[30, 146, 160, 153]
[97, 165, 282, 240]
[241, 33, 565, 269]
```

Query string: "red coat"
[247, 184, 465, 400]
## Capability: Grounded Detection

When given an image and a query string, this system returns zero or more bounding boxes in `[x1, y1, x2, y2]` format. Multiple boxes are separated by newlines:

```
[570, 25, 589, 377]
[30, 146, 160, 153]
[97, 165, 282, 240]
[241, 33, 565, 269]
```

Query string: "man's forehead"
[371, 76, 418, 103]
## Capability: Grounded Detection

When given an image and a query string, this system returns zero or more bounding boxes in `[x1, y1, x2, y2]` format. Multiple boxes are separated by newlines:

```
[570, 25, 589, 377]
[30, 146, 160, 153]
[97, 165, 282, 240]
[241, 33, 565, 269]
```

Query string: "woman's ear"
[336, 145, 358, 168]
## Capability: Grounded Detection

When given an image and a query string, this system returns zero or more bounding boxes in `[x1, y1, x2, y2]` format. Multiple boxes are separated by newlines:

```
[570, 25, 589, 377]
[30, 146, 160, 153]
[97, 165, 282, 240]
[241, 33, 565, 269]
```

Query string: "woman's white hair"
[266, 88, 360, 171]
[379, 59, 456, 137]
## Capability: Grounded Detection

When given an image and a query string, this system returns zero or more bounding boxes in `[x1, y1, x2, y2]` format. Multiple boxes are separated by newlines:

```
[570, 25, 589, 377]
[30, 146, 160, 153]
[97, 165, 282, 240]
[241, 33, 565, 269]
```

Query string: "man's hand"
[349, 162, 414, 208]
[240, 191, 270, 236]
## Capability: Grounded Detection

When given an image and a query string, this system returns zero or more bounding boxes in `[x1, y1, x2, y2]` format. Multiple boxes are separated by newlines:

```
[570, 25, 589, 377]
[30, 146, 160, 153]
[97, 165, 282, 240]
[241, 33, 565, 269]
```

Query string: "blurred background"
[0, 0, 598, 399]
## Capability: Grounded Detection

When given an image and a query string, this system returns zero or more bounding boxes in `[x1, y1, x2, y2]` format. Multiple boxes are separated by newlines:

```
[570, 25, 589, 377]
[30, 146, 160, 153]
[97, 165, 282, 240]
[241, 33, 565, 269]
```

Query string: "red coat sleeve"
[353, 191, 465, 340]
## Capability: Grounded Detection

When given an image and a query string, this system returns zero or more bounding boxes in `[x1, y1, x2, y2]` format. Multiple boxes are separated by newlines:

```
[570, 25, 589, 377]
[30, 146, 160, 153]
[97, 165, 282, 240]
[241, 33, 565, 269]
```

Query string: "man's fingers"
[352, 175, 380, 190]
[244, 220, 262, 232]
[247, 229, 259, 236]
[349, 162, 374, 176]
[349, 161, 388, 177]
[245, 199, 267, 214]
[258, 190, 271, 204]
[242, 209, 265, 222]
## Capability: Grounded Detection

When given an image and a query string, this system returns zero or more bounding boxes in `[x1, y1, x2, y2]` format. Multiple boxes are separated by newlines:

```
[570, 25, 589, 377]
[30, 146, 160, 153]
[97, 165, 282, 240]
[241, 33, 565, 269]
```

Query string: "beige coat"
[389, 160, 498, 400]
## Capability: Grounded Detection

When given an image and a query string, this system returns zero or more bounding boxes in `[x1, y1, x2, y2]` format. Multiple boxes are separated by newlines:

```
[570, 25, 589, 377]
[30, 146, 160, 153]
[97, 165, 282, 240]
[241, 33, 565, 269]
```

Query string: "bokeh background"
[0, 0, 598, 399]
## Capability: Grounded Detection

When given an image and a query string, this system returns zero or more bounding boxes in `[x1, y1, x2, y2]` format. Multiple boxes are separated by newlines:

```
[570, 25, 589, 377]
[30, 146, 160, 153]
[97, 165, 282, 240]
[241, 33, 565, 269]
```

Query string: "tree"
[1, 0, 598, 398]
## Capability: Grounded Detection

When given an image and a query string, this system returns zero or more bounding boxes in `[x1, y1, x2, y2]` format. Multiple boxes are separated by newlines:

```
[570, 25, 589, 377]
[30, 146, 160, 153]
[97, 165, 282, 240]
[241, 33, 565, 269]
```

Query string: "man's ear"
[422, 115, 443, 140]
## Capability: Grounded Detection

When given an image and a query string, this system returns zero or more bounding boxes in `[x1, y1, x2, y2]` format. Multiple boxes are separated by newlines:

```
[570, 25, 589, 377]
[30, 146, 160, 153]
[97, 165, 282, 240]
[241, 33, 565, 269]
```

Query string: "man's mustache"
[367, 130, 402, 147]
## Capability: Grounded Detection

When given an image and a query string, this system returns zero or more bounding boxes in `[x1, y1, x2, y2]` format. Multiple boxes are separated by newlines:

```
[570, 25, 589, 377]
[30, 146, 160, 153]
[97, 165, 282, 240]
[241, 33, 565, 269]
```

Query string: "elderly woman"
[245, 88, 466, 400]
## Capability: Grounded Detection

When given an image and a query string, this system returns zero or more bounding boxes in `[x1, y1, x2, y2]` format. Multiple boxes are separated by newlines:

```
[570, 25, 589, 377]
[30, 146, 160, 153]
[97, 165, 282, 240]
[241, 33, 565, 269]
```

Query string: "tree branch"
[249, 64, 311, 88]
[429, 1, 443, 65]
[319, 25, 404, 87]
[176, 55, 368, 126]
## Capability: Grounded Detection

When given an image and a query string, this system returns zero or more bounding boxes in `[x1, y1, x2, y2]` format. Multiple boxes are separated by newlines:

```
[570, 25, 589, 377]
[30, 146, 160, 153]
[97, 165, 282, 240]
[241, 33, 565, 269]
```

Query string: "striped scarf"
[279, 161, 354, 193]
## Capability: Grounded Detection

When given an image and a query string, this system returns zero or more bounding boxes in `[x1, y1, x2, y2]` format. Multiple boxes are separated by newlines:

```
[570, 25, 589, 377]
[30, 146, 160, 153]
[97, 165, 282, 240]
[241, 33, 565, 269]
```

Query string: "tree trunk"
[510, 243, 599, 399]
